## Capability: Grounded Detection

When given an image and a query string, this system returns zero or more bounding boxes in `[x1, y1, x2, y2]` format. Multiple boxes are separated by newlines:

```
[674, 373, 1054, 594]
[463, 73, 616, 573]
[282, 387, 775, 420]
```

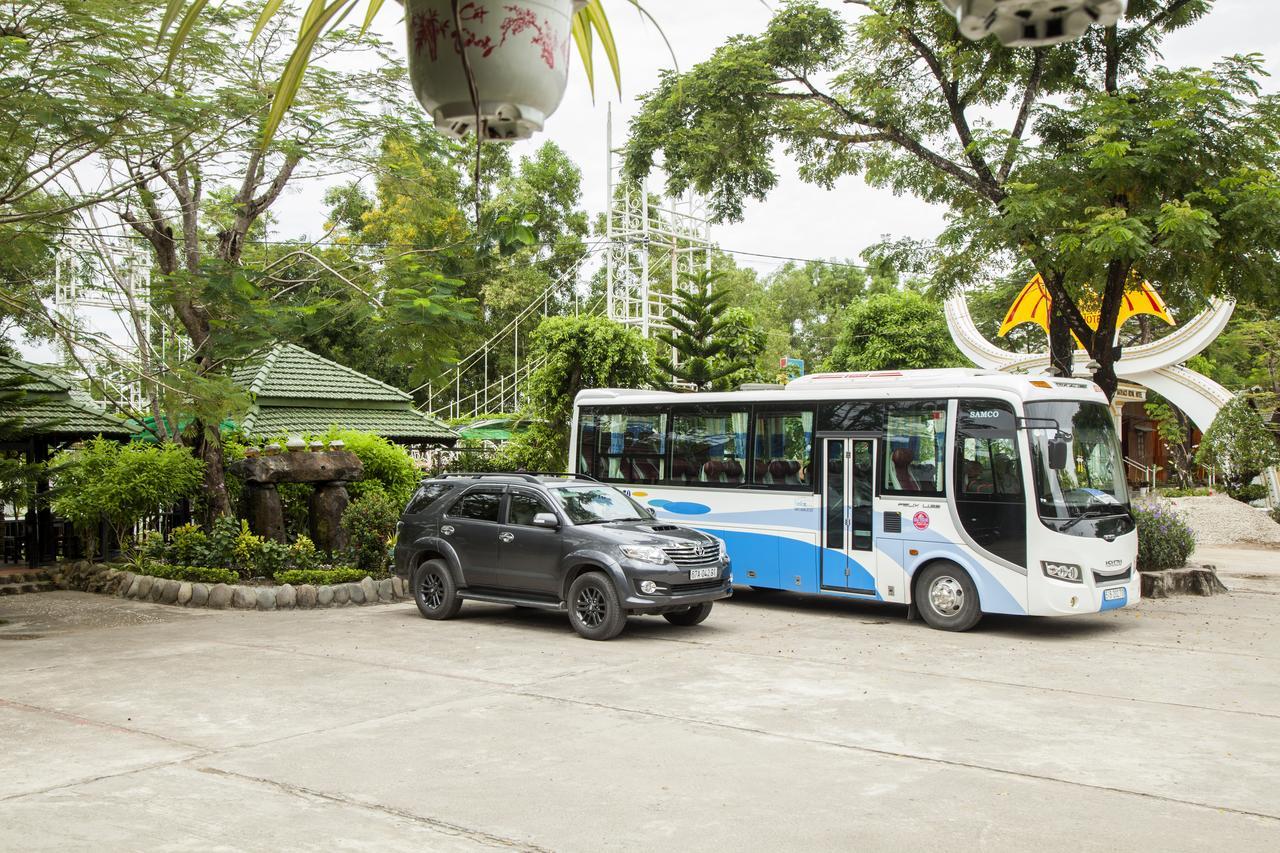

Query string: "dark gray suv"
[393, 473, 733, 640]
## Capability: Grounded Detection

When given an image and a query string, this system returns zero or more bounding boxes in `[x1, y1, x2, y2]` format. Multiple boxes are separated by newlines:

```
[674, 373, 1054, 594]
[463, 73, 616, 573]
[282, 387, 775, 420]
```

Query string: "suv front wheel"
[413, 559, 462, 620]
[567, 572, 627, 640]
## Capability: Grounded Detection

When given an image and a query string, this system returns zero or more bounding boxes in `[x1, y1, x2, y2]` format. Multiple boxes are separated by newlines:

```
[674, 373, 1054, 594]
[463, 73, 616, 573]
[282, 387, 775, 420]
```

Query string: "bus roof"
[575, 368, 1109, 407]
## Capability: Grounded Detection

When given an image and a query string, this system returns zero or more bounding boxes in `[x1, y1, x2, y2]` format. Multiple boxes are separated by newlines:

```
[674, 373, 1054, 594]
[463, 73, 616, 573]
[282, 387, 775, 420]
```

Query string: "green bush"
[1271, 507, 1280, 526]
[168, 523, 209, 564]
[142, 563, 239, 585]
[342, 490, 400, 573]
[255, 539, 291, 578]
[1133, 500, 1196, 571]
[1195, 396, 1280, 495]
[1156, 487, 1213, 498]
[1228, 483, 1268, 504]
[323, 429, 418, 507]
[203, 516, 241, 568]
[288, 535, 320, 571]
[273, 567, 372, 585]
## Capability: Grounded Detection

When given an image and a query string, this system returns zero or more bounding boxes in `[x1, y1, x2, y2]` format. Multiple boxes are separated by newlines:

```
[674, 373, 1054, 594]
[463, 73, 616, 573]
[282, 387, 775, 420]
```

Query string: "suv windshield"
[548, 485, 648, 524]
[1026, 401, 1134, 538]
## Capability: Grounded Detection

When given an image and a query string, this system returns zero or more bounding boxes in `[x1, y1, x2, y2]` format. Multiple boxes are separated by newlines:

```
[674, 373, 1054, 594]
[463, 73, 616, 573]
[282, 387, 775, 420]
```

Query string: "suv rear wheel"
[663, 602, 714, 626]
[414, 559, 462, 620]
[567, 572, 627, 640]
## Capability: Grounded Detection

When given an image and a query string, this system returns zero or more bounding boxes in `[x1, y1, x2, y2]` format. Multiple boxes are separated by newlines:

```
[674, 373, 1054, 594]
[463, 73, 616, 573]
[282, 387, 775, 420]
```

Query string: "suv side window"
[507, 491, 554, 526]
[405, 482, 453, 515]
[447, 488, 504, 522]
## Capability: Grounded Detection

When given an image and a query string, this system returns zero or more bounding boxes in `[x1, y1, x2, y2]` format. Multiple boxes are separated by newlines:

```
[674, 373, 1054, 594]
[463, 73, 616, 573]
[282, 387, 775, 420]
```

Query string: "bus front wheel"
[915, 563, 982, 632]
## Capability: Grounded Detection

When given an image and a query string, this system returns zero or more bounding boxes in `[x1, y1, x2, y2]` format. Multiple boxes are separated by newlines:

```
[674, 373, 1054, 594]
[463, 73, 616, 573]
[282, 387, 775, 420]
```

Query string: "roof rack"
[435, 472, 600, 484]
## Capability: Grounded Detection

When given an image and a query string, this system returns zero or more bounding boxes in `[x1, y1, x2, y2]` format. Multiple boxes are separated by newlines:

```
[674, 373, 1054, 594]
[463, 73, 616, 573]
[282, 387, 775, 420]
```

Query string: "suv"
[393, 473, 732, 640]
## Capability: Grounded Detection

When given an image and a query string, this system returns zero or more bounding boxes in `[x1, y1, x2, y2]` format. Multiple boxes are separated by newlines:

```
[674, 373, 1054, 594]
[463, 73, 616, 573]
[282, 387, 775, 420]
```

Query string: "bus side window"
[672, 408, 749, 486]
[583, 410, 667, 483]
[751, 410, 813, 488]
[881, 401, 948, 497]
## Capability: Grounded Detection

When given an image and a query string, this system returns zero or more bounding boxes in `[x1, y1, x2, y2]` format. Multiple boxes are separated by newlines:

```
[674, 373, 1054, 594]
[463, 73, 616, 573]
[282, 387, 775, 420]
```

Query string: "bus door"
[820, 435, 878, 594]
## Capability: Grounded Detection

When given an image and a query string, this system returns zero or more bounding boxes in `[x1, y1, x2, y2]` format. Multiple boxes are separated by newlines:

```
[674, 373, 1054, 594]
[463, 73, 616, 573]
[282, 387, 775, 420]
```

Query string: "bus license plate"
[1104, 588, 1125, 601]
[689, 567, 718, 581]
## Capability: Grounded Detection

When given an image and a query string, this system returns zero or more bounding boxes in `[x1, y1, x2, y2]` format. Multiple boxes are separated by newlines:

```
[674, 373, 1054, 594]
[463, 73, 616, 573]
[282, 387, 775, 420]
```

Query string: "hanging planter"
[405, 0, 586, 141]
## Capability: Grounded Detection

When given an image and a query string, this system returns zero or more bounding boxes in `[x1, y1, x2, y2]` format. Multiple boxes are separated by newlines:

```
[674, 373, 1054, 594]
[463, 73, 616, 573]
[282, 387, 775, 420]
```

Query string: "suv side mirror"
[1048, 437, 1070, 470]
[531, 512, 560, 529]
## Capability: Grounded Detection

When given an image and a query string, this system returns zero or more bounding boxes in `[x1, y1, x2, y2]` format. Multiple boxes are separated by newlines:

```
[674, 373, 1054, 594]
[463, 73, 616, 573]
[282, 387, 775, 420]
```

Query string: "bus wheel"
[916, 563, 982, 632]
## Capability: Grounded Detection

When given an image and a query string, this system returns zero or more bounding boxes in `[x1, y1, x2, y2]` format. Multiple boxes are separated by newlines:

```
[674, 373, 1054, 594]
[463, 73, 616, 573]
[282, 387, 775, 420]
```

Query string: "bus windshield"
[1026, 401, 1133, 536]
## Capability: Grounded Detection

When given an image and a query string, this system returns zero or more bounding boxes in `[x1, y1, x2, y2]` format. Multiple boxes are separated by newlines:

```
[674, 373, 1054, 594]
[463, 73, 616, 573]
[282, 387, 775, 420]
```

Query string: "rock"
[333, 584, 351, 606]
[255, 588, 277, 610]
[309, 482, 351, 553]
[159, 579, 180, 605]
[275, 584, 296, 609]
[1141, 566, 1229, 598]
[347, 582, 365, 605]
[116, 572, 136, 597]
[376, 578, 394, 602]
[360, 576, 377, 603]
[228, 450, 363, 484]
[296, 584, 317, 608]
[245, 482, 287, 543]
[317, 585, 334, 606]
[232, 586, 257, 609]
[149, 578, 166, 602]
[392, 576, 404, 598]
[134, 575, 154, 600]
[208, 583, 233, 609]
[177, 582, 193, 605]
[191, 583, 210, 607]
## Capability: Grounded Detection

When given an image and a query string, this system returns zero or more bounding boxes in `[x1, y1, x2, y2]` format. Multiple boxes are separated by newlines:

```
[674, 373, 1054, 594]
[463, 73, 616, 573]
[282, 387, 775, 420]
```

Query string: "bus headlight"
[621, 545, 670, 565]
[1041, 561, 1083, 583]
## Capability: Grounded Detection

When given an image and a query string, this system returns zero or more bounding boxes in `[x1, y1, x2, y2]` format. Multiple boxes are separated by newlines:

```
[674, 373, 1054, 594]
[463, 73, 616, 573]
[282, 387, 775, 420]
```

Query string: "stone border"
[52, 561, 411, 611]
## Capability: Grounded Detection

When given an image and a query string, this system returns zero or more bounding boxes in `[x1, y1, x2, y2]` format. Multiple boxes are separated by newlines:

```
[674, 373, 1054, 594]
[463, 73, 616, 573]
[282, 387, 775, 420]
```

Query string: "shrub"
[1228, 483, 1268, 504]
[273, 567, 372, 585]
[1156, 487, 1213, 498]
[255, 539, 291, 578]
[50, 438, 204, 558]
[1133, 500, 1196, 571]
[142, 563, 239, 585]
[342, 490, 400, 573]
[168, 523, 209, 565]
[288, 535, 321, 571]
[203, 515, 242, 570]
[323, 429, 418, 508]
[1195, 396, 1280, 495]
[1271, 507, 1280, 526]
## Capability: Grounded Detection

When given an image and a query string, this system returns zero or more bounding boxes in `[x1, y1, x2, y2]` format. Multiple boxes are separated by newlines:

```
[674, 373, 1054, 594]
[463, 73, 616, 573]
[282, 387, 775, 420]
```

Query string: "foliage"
[273, 567, 374, 586]
[341, 491, 401, 574]
[322, 429, 419, 508]
[654, 270, 752, 391]
[1271, 507, 1280, 527]
[710, 306, 769, 390]
[1155, 487, 1213, 498]
[50, 439, 204, 556]
[139, 563, 239, 585]
[625, 0, 1279, 399]
[168, 523, 209, 565]
[1144, 397, 1195, 488]
[288, 535, 321, 572]
[825, 291, 967, 372]
[1229, 484, 1269, 504]
[1133, 500, 1197, 571]
[1192, 303, 1280, 394]
[504, 315, 656, 470]
[1195, 396, 1280, 494]
[202, 515, 244, 571]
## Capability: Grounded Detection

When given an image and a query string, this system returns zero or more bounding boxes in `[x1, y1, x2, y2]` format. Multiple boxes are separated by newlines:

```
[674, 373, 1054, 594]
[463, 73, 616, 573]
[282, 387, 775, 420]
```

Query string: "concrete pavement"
[2, 565, 1278, 851]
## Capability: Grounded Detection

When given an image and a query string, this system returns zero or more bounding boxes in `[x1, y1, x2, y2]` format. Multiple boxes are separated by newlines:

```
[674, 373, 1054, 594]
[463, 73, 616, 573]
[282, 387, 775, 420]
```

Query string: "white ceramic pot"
[405, 0, 584, 140]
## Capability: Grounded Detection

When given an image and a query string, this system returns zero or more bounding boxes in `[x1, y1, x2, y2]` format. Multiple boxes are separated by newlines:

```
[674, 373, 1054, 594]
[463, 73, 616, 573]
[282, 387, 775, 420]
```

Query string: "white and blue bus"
[571, 369, 1139, 630]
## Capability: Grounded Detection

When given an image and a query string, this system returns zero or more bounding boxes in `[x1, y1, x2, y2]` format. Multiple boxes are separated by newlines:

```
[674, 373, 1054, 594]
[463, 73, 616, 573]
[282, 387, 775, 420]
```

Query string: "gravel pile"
[1164, 495, 1280, 547]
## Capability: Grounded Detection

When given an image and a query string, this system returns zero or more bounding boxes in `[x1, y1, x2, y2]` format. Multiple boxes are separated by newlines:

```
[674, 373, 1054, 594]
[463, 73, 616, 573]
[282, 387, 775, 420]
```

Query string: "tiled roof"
[240, 406, 456, 442]
[0, 357, 70, 394]
[232, 343, 409, 402]
[0, 356, 136, 437]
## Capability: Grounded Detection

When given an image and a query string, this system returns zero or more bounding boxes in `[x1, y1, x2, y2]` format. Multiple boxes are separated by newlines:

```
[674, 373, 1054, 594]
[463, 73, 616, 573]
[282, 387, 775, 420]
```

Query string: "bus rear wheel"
[916, 563, 982, 632]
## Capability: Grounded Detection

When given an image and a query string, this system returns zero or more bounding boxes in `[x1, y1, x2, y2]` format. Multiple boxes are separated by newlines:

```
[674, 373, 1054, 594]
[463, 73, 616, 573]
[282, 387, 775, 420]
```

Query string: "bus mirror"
[1048, 438, 1069, 470]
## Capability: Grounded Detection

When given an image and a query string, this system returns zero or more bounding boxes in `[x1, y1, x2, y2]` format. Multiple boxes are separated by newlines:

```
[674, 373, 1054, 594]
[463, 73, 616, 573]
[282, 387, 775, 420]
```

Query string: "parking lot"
[3, 560, 1279, 852]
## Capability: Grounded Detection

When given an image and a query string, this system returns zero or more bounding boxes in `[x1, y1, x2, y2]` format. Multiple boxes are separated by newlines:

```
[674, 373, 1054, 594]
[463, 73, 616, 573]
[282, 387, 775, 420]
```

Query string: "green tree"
[709, 307, 768, 390]
[825, 291, 966, 372]
[1195, 395, 1280, 497]
[502, 315, 655, 470]
[1144, 395, 1195, 487]
[625, 1, 1280, 399]
[655, 271, 750, 391]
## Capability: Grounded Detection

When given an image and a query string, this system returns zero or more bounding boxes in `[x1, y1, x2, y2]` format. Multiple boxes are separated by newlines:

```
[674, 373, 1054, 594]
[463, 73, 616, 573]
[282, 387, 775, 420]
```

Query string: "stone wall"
[53, 561, 411, 611]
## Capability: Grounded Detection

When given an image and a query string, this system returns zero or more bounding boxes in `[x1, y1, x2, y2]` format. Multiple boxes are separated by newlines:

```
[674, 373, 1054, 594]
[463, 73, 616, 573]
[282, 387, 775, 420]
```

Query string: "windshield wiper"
[1059, 504, 1127, 532]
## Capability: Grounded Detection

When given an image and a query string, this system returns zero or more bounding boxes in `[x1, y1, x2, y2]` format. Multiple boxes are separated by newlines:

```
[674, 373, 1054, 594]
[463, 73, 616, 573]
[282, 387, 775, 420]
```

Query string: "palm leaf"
[261, 1, 354, 147]
[570, 11, 595, 94]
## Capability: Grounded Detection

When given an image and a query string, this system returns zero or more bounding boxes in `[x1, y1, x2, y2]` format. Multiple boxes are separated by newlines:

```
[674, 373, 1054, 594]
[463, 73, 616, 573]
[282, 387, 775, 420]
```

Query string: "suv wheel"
[567, 572, 627, 640]
[663, 602, 714, 626]
[915, 562, 982, 631]
[414, 559, 461, 620]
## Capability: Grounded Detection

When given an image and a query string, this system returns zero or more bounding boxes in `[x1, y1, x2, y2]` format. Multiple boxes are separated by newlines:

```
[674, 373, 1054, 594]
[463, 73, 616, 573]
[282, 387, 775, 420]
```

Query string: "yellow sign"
[998, 273, 1175, 348]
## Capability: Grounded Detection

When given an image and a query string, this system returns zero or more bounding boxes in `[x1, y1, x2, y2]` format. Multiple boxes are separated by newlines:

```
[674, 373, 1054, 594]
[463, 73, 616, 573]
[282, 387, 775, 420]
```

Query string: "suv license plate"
[1104, 587, 1125, 601]
[688, 567, 717, 581]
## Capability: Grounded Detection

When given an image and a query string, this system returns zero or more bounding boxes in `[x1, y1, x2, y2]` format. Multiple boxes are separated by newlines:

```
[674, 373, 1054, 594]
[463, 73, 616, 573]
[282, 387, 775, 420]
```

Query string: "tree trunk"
[195, 428, 232, 521]
[1048, 301, 1074, 377]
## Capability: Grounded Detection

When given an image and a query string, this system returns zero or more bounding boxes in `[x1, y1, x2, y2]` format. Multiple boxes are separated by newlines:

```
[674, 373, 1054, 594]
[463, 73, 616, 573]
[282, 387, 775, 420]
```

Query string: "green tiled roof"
[240, 406, 456, 441]
[231, 343, 456, 444]
[0, 356, 136, 438]
[232, 343, 409, 402]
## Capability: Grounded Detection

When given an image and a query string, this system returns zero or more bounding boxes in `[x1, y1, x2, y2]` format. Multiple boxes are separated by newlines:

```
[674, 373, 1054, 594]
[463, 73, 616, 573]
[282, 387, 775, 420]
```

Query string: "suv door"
[441, 486, 506, 588]
[496, 489, 565, 595]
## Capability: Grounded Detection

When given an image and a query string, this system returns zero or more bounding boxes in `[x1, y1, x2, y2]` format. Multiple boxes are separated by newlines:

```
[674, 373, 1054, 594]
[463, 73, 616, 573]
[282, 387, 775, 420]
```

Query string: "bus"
[570, 369, 1139, 631]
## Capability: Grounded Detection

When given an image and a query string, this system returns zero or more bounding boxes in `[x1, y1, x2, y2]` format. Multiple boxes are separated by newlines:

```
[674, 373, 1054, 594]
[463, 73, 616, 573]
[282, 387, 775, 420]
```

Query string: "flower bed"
[53, 561, 410, 611]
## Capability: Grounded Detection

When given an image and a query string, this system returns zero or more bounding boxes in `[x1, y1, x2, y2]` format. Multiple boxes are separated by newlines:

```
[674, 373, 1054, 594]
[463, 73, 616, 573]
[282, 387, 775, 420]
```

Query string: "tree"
[624, 1, 1279, 399]
[1144, 395, 1195, 488]
[502, 315, 655, 470]
[655, 271, 750, 391]
[824, 291, 966, 372]
[709, 307, 768, 390]
[1195, 395, 1280, 498]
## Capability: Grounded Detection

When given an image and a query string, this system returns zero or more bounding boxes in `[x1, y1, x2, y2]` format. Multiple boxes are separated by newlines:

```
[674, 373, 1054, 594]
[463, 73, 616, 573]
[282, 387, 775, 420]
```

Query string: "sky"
[273, 0, 1280, 282]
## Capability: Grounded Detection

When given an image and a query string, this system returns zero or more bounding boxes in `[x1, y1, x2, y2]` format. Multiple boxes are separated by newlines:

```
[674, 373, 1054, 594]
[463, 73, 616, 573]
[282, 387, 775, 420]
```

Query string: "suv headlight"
[711, 536, 727, 561]
[620, 545, 671, 565]
[1041, 561, 1083, 583]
